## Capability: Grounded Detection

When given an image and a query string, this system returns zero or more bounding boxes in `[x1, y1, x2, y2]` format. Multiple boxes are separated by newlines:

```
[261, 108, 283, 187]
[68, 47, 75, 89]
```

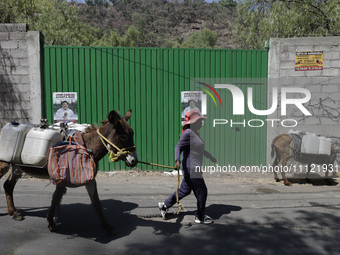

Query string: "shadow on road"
[123, 209, 340, 255]
[2, 195, 340, 254]
[287, 176, 338, 186]
[11, 200, 242, 244]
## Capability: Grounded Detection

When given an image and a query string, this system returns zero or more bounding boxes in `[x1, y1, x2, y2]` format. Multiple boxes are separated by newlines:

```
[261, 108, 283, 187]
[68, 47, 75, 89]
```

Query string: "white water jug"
[21, 128, 63, 166]
[318, 136, 331, 156]
[301, 134, 319, 155]
[0, 122, 32, 163]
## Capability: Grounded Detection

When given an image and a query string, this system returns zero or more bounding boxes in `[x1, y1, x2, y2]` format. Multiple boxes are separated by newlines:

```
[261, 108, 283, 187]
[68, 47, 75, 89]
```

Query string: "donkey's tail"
[271, 135, 281, 158]
[271, 144, 275, 158]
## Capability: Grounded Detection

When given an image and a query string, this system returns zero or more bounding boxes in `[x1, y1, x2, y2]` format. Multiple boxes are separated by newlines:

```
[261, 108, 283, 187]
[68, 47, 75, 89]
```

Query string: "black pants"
[164, 175, 207, 219]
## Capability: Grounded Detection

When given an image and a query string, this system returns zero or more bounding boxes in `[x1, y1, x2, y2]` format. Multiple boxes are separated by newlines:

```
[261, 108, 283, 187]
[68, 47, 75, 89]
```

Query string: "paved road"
[0, 172, 340, 255]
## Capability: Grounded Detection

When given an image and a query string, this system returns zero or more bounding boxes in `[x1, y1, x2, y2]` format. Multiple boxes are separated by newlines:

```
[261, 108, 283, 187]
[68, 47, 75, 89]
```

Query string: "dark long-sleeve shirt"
[175, 129, 212, 175]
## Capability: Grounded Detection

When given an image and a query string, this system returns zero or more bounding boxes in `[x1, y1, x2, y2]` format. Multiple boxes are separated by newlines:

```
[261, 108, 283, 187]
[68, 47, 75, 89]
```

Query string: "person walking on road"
[159, 109, 216, 224]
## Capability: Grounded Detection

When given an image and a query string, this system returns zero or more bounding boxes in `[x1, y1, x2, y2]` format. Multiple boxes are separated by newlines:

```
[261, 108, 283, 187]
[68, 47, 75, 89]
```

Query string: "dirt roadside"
[18, 167, 339, 186]
[94, 169, 286, 185]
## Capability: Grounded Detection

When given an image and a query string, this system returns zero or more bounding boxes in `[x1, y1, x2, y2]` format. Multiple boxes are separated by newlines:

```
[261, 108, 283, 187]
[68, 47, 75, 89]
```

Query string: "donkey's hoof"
[283, 181, 292, 186]
[48, 223, 58, 232]
[12, 211, 23, 221]
[275, 178, 281, 182]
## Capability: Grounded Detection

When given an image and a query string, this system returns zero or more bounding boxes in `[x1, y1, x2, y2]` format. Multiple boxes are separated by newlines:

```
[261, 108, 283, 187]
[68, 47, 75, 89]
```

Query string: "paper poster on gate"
[181, 91, 204, 125]
[53, 92, 78, 123]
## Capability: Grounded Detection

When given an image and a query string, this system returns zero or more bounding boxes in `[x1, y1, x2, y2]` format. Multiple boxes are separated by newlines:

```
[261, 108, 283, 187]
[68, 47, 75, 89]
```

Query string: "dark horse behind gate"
[0, 110, 138, 235]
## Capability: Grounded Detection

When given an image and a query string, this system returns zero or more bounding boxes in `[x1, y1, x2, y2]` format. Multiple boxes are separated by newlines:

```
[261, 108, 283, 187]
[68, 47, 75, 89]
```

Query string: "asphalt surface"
[0, 171, 340, 255]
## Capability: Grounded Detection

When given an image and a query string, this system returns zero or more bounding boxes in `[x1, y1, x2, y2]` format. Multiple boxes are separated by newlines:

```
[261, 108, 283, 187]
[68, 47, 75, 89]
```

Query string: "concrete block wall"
[0, 23, 42, 127]
[267, 37, 340, 164]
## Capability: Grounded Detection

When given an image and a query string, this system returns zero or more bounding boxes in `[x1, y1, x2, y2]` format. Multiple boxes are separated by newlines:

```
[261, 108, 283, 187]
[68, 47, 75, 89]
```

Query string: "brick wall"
[267, 36, 340, 162]
[0, 23, 42, 127]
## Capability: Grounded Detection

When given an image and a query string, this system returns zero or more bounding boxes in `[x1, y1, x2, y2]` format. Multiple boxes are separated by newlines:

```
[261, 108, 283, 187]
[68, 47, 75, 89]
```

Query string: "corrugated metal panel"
[43, 46, 268, 170]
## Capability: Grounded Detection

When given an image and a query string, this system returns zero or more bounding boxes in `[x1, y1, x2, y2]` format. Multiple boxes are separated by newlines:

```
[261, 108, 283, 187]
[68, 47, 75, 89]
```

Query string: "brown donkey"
[0, 110, 138, 234]
[271, 134, 337, 186]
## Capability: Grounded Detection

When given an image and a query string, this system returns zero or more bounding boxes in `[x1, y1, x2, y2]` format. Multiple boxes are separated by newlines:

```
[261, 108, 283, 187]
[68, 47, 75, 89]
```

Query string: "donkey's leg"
[4, 165, 23, 220]
[47, 186, 67, 232]
[272, 151, 281, 182]
[0, 162, 10, 179]
[0, 162, 10, 215]
[85, 180, 114, 235]
[280, 158, 292, 186]
[271, 146, 281, 182]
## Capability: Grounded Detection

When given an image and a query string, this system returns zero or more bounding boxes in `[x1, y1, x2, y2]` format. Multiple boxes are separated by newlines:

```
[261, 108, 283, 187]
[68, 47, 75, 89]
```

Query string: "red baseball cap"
[183, 110, 206, 126]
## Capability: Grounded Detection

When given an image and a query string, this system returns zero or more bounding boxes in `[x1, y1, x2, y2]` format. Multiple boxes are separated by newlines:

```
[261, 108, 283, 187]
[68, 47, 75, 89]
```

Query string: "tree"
[180, 28, 219, 48]
[85, 0, 110, 6]
[92, 26, 141, 47]
[233, 0, 340, 49]
[91, 30, 121, 47]
[120, 26, 140, 47]
[1, 0, 100, 46]
[218, 0, 236, 8]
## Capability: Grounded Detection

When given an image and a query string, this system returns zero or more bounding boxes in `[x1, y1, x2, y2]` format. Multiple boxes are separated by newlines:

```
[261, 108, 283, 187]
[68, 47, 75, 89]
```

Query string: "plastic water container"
[301, 134, 319, 154]
[21, 128, 63, 166]
[0, 122, 32, 163]
[318, 136, 331, 155]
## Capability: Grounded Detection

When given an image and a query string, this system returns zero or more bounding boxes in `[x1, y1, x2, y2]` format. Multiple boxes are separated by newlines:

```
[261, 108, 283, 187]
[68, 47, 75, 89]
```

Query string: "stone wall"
[267, 37, 340, 163]
[0, 23, 42, 127]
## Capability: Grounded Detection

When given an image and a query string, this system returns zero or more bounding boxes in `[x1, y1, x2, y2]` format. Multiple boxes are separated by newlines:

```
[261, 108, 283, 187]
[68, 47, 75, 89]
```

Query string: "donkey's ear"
[123, 109, 132, 121]
[108, 110, 121, 125]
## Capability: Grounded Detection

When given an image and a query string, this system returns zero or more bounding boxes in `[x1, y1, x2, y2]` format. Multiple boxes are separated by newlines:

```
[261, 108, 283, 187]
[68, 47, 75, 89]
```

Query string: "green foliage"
[0, 0, 100, 46]
[92, 26, 140, 47]
[78, 0, 235, 48]
[180, 28, 219, 49]
[161, 38, 181, 48]
[120, 26, 140, 47]
[91, 30, 121, 47]
[85, 0, 110, 7]
[0, 0, 237, 49]
[162, 28, 219, 49]
[233, 0, 340, 49]
[218, 0, 237, 8]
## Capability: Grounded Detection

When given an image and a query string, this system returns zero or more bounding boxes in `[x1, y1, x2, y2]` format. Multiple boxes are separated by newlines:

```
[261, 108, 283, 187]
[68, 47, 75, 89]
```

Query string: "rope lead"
[138, 161, 182, 214]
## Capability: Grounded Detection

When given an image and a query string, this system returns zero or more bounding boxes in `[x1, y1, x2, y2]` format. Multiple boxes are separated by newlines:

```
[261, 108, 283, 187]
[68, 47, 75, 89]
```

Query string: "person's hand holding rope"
[174, 160, 181, 170]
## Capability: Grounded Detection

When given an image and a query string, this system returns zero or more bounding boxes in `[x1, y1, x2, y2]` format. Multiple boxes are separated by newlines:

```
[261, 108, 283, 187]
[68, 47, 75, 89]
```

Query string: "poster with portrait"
[53, 92, 78, 123]
[181, 91, 204, 125]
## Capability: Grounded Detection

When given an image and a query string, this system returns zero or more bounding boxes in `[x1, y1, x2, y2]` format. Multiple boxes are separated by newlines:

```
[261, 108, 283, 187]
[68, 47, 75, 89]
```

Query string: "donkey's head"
[102, 109, 138, 167]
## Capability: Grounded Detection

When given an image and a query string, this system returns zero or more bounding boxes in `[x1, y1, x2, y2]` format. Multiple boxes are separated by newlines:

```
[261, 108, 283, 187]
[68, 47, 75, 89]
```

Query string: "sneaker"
[158, 202, 168, 219]
[194, 215, 214, 224]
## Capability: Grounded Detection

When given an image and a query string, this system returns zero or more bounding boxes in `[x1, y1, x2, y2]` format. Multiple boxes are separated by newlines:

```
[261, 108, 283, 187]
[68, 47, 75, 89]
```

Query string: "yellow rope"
[138, 161, 182, 214]
[97, 129, 136, 162]
[96, 131, 183, 215]
[138, 161, 176, 169]
[175, 168, 182, 214]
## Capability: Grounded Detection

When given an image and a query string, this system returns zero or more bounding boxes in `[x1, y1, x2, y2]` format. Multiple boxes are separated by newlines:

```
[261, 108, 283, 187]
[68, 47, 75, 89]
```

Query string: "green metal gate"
[43, 46, 268, 171]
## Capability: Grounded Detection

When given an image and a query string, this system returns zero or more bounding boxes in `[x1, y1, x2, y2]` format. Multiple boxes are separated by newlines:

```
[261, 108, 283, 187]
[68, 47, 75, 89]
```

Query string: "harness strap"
[96, 129, 135, 162]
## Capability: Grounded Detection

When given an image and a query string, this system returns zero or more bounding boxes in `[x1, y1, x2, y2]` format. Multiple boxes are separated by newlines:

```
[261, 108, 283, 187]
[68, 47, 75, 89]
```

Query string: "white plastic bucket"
[318, 136, 331, 156]
[0, 123, 32, 163]
[21, 128, 63, 166]
[301, 134, 319, 154]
